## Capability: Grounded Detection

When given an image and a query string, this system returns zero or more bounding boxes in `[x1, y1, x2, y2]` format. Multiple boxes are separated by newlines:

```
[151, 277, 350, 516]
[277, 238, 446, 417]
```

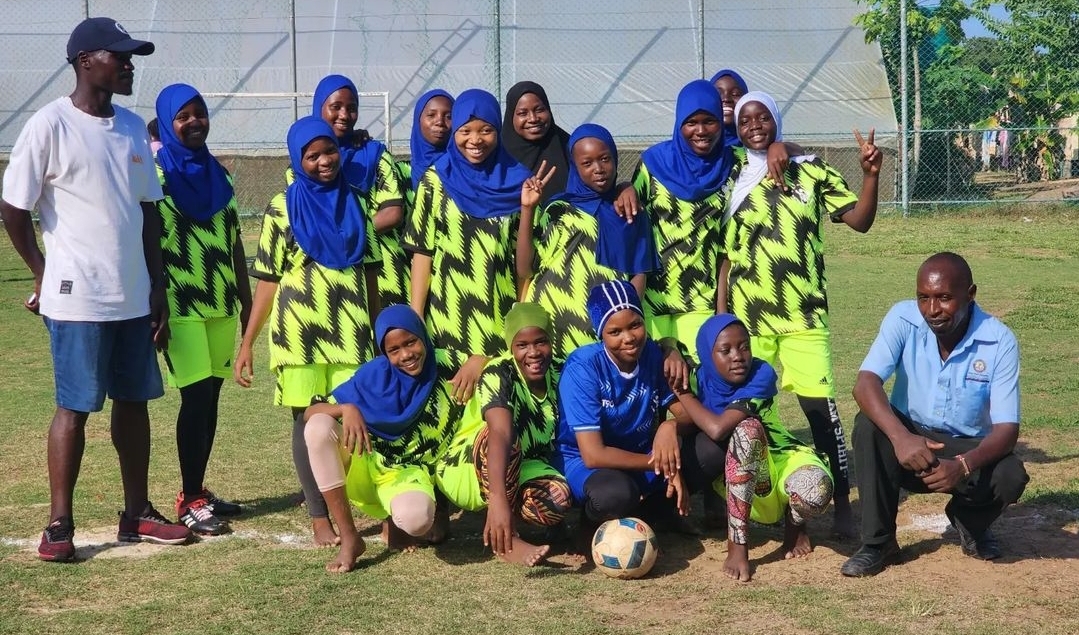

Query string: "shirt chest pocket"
[952, 374, 990, 427]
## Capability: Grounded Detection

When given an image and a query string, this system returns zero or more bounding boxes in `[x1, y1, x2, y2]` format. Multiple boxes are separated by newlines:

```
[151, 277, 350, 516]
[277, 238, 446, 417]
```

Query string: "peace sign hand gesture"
[521, 160, 557, 209]
[854, 128, 882, 176]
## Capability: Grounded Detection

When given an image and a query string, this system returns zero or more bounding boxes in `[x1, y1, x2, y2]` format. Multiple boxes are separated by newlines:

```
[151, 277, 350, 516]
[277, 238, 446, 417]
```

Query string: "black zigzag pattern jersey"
[250, 192, 381, 369]
[402, 168, 518, 357]
[523, 200, 638, 358]
[721, 153, 857, 336]
[156, 163, 241, 319]
[633, 161, 729, 317]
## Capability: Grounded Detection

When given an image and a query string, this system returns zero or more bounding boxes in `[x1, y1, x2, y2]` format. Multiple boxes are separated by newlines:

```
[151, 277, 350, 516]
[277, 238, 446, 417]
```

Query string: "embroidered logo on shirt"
[59, 280, 73, 294]
[132, 154, 143, 164]
[972, 359, 986, 373]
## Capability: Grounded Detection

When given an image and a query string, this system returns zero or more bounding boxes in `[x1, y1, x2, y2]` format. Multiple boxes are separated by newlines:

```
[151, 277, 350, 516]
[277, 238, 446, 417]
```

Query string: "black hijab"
[501, 81, 571, 199]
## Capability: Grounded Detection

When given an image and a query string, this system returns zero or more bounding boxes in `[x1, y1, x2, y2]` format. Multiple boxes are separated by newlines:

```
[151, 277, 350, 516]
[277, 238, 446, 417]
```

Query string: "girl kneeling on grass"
[436, 302, 573, 567]
[674, 314, 834, 582]
[552, 280, 724, 551]
[303, 305, 484, 572]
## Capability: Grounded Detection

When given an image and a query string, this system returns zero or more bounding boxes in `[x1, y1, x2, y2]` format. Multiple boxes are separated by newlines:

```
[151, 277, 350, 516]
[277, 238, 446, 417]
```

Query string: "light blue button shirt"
[860, 300, 1020, 438]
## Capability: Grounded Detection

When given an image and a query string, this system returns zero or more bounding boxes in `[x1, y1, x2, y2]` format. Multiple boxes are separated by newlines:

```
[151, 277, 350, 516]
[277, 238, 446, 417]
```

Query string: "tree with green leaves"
[973, 0, 1079, 180]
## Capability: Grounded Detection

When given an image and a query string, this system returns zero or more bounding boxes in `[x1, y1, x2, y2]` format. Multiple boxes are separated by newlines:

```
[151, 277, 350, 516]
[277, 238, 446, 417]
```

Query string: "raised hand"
[521, 160, 557, 209]
[854, 128, 882, 176]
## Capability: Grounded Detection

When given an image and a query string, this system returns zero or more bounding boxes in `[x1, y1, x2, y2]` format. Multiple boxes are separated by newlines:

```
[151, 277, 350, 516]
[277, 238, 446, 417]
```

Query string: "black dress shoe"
[840, 540, 903, 577]
[947, 508, 1002, 560]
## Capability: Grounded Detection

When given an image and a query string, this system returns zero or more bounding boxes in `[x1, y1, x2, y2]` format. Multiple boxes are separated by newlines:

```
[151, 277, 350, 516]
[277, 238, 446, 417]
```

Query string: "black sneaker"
[946, 506, 1002, 560]
[201, 488, 243, 517]
[840, 540, 903, 577]
[179, 497, 230, 536]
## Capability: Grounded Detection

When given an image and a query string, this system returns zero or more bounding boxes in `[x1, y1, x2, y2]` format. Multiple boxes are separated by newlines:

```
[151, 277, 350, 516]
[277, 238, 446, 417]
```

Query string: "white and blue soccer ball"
[591, 517, 658, 579]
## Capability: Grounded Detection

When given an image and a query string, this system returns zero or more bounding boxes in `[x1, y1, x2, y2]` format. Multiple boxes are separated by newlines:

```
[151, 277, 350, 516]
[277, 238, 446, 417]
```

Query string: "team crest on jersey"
[791, 184, 810, 204]
[972, 359, 986, 373]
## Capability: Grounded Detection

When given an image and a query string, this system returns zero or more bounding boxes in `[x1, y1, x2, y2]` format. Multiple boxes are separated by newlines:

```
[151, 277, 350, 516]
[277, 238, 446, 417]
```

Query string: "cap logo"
[114, 21, 129, 35]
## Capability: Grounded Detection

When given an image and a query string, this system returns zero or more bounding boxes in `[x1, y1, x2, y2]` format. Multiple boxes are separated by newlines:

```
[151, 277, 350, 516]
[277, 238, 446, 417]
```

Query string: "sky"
[958, 2, 1009, 38]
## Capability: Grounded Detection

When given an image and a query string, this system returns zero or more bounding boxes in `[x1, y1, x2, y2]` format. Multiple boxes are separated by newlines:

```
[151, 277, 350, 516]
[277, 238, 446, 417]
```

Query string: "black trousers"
[581, 430, 725, 523]
[852, 408, 1028, 546]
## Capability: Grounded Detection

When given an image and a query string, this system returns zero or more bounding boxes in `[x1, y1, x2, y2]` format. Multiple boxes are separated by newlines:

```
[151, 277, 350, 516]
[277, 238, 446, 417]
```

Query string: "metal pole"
[698, 0, 705, 78]
[290, 0, 298, 122]
[899, 0, 909, 216]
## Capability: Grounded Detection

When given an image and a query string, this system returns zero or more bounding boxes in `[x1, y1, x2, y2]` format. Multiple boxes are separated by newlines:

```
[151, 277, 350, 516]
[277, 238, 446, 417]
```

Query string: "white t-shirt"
[2, 96, 164, 321]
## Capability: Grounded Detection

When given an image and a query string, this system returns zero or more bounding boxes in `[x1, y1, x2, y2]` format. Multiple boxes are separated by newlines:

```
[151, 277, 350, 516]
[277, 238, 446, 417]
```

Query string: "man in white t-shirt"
[0, 17, 191, 562]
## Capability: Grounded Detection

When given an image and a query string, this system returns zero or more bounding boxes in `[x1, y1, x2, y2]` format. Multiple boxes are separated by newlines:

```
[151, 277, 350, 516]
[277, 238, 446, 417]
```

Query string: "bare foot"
[782, 519, 814, 559]
[382, 520, 417, 553]
[325, 531, 367, 573]
[832, 495, 857, 539]
[723, 542, 753, 582]
[311, 517, 340, 547]
[496, 536, 551, 567]
[425, 496, 450, 545]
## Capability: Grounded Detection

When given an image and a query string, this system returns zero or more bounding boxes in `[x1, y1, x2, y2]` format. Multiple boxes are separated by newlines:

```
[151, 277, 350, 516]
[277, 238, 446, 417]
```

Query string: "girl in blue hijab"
[238, 116, 382, 549]
[154, 83, 250, 536]
[407, 88, 455, 191]
[518, 122, 660, 357]
[309, 74, 410, 304]
[710, 68, 750, 148]
[673, 314, 834, 582]
[302, 305, 481, 571]
[403, 88, 551, 358]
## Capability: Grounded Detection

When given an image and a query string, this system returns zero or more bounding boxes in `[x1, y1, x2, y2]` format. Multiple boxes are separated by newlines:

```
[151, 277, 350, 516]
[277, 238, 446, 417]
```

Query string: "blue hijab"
[433, 88, 532, 219]
[551, 123, 658, 275]
[285, 116, 367, 269]
[409, 89, 454, 190]
[154, 83, 233, 222]
[312, 74, 386, 195]
[640, 79, 733, 201]
[331, 305, 437, 441]
[694, 314, 778, 414]
[587, 279, 643, 336]
[709, 69, 749, 148]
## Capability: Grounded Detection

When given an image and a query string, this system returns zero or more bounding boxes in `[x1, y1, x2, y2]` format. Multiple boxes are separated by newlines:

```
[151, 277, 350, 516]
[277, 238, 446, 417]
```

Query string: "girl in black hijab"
[502, 81, 571, 199]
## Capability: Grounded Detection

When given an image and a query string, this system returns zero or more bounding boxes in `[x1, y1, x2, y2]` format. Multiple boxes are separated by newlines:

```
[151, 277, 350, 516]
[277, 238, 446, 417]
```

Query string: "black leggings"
[176, 377, 224, 496]
[798, 395, 851, 498]
[291, 408, 328, 518]
[581, 431, 725, 523]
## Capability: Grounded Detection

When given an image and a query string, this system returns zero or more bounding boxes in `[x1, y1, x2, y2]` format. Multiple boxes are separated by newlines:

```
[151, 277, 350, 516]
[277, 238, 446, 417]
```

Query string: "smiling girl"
[673, 314, 834, 582]
[720, 91, 882, 537]
[302, 305, 479, 572]
[237, 116, 381, 546]
[296, 75, 408, 305]
[404, 88, 553, 358]
[436, 302, 572, 567]
[517, 124, 659, 359]
[155, 83, 250, 535]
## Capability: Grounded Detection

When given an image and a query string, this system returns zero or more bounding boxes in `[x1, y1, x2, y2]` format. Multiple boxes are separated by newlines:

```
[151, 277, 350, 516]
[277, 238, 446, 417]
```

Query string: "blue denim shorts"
[44, 316, 164, 413]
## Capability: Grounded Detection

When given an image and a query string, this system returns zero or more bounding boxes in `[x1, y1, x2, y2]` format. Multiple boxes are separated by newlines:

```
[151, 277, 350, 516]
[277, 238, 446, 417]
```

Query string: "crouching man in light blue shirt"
[840, 252, 1028, 577]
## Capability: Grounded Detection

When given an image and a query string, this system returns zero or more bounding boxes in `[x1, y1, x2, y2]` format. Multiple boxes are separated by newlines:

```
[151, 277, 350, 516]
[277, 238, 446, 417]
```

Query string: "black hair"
[146, 117, 159, 141]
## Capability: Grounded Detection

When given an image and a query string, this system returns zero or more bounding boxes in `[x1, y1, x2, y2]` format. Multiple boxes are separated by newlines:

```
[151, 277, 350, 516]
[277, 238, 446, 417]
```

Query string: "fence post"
[698, 0, 705, 79]
[899, 0, 909, 216]
[289, 0, 298, 123]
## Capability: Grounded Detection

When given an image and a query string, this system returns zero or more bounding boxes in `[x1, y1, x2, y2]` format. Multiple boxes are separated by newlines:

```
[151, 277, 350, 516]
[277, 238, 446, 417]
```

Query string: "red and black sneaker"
[201, 487, 243, 517]
[117, 504, 191, 545]
[178, 495, 230, 536]
[38, 517, 76, 562]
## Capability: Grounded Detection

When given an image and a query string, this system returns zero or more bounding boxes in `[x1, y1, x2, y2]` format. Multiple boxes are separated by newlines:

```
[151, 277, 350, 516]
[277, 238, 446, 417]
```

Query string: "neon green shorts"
[647, 310, 714, 366]
[165, 316, 238, 388]
[274, 363, 358, 408]
[343, 450, 435, 520]
[715, 445, 830, 525]
[435, 416, 563, 512]
[751, 328, 836, 398]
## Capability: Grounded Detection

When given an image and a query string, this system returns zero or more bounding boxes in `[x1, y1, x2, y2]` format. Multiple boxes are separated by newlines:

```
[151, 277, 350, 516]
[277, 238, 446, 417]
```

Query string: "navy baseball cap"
[66, 17, 154, 63]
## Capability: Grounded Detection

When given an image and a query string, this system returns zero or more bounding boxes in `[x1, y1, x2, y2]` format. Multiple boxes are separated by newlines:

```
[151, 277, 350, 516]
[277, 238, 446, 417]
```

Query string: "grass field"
[1, 206, 1077, 634]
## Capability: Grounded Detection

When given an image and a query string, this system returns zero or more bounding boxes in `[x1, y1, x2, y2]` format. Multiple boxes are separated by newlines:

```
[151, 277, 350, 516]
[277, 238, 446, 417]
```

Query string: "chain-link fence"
[22, 1, 1076, 214]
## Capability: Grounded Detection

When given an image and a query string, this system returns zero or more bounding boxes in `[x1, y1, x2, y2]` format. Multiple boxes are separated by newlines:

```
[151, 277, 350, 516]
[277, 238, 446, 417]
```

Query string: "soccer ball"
[591, 517, 658, 579]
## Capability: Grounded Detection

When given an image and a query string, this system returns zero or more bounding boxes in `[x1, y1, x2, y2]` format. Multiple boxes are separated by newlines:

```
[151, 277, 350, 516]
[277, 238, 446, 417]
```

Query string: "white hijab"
[725, 91, 812, 222]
